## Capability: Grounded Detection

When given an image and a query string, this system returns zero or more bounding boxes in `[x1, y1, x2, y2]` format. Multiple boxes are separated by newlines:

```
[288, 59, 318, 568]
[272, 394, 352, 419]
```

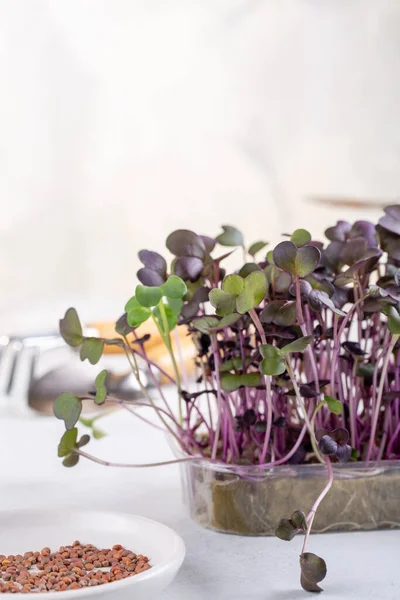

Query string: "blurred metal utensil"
[0, 340, 37, 416]
[0, 328, 152, 417]
[0, 328, 98, 417]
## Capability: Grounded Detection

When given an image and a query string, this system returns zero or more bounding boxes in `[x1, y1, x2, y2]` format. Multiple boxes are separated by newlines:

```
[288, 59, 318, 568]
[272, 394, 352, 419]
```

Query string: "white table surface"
[0, 391, 399, 599]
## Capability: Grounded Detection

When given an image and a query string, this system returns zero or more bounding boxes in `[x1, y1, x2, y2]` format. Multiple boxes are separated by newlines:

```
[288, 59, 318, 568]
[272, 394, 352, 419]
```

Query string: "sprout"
[55, 209, 400, 594]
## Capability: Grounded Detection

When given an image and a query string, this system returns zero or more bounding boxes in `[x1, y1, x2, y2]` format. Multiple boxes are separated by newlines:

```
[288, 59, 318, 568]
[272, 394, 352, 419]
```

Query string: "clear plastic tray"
[178, 457, 400, 535]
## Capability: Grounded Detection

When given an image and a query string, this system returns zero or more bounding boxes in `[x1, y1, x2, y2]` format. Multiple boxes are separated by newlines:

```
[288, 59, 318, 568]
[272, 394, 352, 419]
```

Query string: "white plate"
[0, 509, 185, 599]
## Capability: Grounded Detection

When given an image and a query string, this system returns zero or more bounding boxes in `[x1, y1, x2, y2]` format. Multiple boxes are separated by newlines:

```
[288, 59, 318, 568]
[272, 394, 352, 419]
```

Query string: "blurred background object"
[0, 319, 193, 415]
[0, 0, 400, 337]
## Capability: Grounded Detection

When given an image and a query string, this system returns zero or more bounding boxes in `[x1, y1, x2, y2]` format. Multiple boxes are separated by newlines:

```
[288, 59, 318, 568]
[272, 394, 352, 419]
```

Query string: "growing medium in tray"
[54, 206, 400, 593]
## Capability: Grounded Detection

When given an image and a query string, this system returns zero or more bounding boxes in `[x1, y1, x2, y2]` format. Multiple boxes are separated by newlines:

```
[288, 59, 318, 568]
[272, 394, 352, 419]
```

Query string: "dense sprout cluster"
[54, 206, 400, 593]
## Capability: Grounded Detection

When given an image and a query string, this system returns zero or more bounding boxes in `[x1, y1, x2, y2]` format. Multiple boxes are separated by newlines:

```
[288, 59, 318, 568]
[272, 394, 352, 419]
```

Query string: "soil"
[187, 464, 400, 535]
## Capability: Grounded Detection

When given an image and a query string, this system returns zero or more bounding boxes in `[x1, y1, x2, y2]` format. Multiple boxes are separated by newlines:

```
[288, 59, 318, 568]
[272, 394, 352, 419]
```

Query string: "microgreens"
[54, 207, 400, 593]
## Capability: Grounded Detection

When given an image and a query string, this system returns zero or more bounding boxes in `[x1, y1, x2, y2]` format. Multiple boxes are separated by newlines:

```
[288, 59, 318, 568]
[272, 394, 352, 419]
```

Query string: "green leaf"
[209, 288, 237, 316]
[125, 297, 152, 328]
[160, 275, 187, 299]
[280, 335, 313, 355]
[324, 395, 343, 415]
[125, 295, 140, 312]
[58, 427, 78, 457]
[274, 269, 292, 292]
[357, 363, 375, 378]
[220, 372, 261, 392]
[63, 453, 80, 468]
[222, 274, 244, 295]
[167, 297, 183, 316]
[93, 428, 107, 440]
[94, 370, 107, 405]
[260, 301, 284, 323]
[236, 271, 267, 314]
[216, 225, 244, 247]
[192, 314, 240, 333]
[80, 338, 104, 365]
[241, 373, 261, 387]
[238, 263, 262, 278]
[384, 306, 400, 334]
[79, 416, 95, 428]
[127, 306, 152, 328]
[219, 314, 241, 329]
[260, 344, 280, 360]
[295, 245, 321, 277]
[248, 241, 268, 257]
[260, 356, 286, 376]
[219, 358, 235, 372]
[220, 356, 252, 372]
[192, 316, 220, 333]
[135, 285, 162, 307]
[54, 393, 82, 430]
[59, 308, 83, 347]
[291, 229, 311, 247]
[266, 250, 274, 264]
[220, 373, 243, 392]
[152, 303, 177, 333]
[259, 345, 286, 375]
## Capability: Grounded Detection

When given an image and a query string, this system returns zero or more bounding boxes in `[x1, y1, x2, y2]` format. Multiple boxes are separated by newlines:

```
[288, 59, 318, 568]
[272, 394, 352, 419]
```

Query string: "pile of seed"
[0, 541, 150, 594]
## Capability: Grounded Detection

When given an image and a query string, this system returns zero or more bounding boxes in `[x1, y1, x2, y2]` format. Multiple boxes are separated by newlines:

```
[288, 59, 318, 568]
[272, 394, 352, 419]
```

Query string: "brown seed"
[84, 562, 94, 570]
[69, 582, 80, 589]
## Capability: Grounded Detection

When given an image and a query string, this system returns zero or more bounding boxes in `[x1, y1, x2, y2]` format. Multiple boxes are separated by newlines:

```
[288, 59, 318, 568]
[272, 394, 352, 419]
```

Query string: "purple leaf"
[331, 428, 349, 444]
[336, 444, 352, 463]
[289, 279, 312, 297]
[315, 429, 329, 442]
[341, 237, 369, 266]
[138, 250, 167, 276]
[300, 553, 327, 585]
[273, 241, 297, 274]
[350, 221, 378, 248]
[200, 235, 216, 254]
[166, 229, 206, 258]
[174, 257, 204, 282]
[321, 240, 345, 271]
[342, 341, 366, 356]
[318, 435, 338, 455]
[385, 205, 400, 220]
[325, 220, 351, 242]
[137, 267, 165, 287]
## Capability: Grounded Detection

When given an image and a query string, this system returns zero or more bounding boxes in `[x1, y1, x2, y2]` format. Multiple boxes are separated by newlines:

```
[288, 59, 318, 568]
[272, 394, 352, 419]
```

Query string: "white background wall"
[1, 0, 399, 333]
